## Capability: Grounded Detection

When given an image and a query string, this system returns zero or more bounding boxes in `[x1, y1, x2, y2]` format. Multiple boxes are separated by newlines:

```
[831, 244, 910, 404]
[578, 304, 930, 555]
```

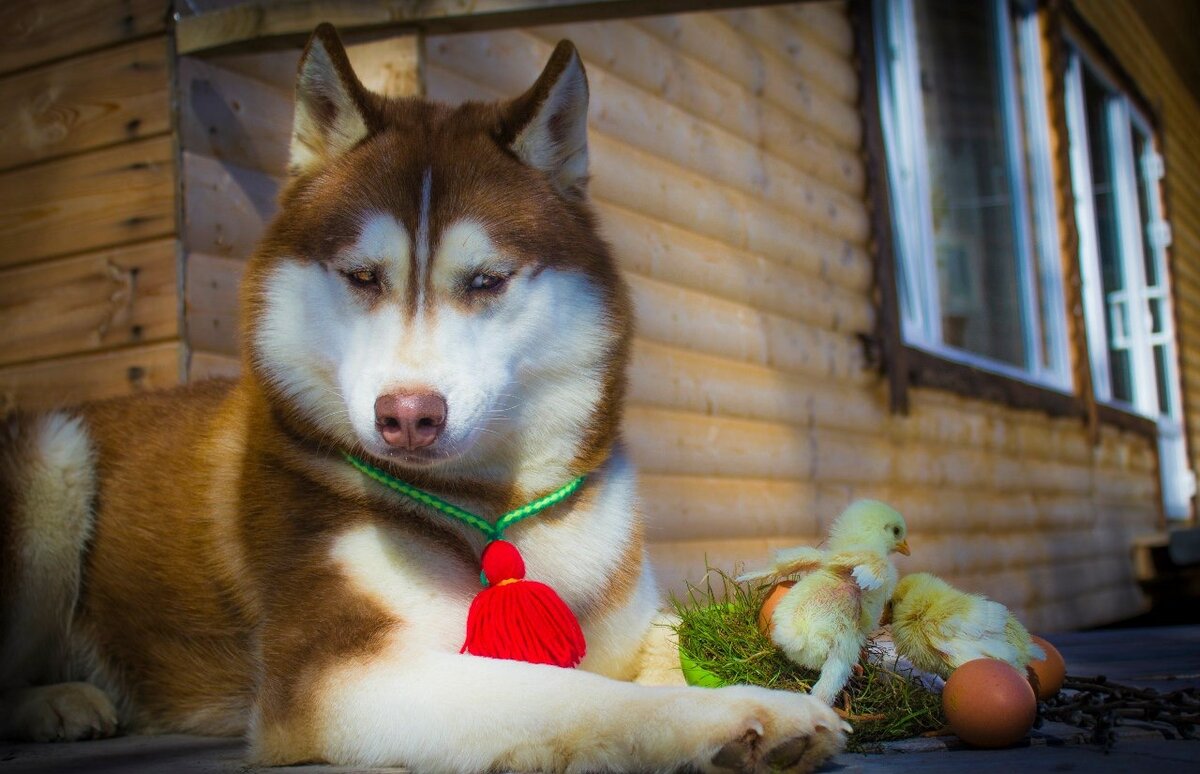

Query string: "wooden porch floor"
[2, 627, 1197, 773]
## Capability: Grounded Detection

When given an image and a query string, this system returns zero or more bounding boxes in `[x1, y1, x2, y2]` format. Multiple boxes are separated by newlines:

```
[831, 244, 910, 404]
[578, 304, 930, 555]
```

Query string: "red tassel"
[460, 540, 587, 668]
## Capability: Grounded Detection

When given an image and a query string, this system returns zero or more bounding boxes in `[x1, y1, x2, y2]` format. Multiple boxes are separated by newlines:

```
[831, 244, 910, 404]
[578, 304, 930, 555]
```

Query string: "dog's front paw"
[698, 686, 848, 774]
[1, 682, 119, 742]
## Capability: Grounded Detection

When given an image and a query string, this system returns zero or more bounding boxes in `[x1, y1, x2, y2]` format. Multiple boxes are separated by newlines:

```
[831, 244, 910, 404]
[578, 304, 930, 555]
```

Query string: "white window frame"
[875, 0, 1072, 390]
[1063, 42, 1195, 518]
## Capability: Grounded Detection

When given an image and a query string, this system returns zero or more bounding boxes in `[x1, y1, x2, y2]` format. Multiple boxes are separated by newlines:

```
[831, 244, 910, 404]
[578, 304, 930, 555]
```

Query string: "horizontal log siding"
[1072, 0, 1200, 518]
[0, 4, 179, 409]
[426, 2, 1157, 630]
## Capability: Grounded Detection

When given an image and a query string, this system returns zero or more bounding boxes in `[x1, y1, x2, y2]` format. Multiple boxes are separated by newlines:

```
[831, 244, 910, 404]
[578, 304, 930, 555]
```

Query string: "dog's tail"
[0, 412, 97, 688]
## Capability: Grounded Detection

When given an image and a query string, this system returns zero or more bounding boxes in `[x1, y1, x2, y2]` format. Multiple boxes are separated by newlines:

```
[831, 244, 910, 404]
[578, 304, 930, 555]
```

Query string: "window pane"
[914, 0, 1025, 367]
[1154, 345, 1172, 415]
[1081, 68, 1135, 403]
[1132, 128, 1160, 287]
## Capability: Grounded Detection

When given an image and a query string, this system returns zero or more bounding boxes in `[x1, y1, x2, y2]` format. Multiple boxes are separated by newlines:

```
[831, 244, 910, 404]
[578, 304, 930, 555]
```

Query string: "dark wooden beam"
[176, 0, 813, 56]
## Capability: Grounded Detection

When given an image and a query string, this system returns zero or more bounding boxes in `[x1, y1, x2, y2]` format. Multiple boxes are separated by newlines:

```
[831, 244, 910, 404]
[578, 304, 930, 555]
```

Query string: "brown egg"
[943, 659, 1037, 748]
[1027, 635, 1066, 700]
[757, 580, 796, 637]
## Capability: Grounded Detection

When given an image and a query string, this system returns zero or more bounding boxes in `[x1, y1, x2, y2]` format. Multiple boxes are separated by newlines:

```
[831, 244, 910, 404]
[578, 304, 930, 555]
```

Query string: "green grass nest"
[671, 569, 945, 752]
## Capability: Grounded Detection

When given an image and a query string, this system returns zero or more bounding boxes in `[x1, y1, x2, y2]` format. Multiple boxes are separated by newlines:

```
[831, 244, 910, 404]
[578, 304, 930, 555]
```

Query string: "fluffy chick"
[741, 500, 910, 704]
[890, 572, 1045, 678]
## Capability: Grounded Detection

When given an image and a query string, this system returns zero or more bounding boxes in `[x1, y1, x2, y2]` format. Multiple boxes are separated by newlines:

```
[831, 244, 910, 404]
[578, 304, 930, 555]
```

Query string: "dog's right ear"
[289, 24, 373, 177]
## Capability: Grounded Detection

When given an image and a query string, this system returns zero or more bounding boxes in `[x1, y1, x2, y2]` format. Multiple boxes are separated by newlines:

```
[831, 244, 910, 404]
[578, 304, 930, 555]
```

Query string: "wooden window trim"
[854, 0, 1158, 444]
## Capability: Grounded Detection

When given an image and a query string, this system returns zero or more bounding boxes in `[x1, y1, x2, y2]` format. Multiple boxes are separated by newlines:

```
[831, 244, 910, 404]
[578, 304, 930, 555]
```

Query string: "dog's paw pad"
[711, 727, 761, 771]
[763, 736, 810, 770]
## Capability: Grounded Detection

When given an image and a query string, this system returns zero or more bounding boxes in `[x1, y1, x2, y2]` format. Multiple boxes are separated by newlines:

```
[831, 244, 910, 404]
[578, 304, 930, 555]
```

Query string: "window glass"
[877, 0, 1069, 387]
[1080, 69, 1134, 403]
[913, 0, 1025, 367]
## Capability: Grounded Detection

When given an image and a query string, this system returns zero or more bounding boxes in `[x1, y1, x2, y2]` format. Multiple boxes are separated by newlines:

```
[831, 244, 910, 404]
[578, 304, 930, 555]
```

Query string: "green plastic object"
[679, 649, 726, 688]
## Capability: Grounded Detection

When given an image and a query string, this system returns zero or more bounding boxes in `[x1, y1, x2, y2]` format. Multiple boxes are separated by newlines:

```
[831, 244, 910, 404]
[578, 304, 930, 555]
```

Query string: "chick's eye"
[468, 272, 509, 292]
[345, 268, 380, 288]
[892, 526, 901, 537]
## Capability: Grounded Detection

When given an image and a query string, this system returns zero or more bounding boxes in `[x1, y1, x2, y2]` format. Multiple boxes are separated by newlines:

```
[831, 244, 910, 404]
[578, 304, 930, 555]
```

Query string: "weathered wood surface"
[0, 37, 170, 172]
[0, 135, 175, 269]
[0, 0, 168, 76]
[182, 152, 280, 260]
[0, 342, 181, 412]
[179, 58, 293, 177]
[186, 252, 245, 356]
[0, 238, 178, 368]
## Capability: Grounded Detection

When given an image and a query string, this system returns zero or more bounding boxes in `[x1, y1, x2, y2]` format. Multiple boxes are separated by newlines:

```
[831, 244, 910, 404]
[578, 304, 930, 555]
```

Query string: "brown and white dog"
[0, 25, 845, 771]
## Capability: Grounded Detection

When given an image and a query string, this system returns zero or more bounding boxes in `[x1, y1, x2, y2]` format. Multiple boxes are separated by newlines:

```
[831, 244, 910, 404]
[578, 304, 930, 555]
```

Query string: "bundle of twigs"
[1039, 675, 1198, 750]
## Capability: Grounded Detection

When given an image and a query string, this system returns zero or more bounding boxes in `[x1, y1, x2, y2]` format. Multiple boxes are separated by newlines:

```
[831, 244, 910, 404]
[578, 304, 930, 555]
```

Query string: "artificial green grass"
[671, 569, 945, 752]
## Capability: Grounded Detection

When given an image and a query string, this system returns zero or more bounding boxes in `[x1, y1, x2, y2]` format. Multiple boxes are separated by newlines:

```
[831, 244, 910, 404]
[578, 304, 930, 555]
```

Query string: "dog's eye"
[345, 268, 379, 288]
[468, 272, 508, 292]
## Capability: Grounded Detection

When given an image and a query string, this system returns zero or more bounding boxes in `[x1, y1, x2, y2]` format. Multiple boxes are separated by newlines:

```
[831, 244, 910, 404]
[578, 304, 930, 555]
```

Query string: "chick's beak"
[896, 539, 910, 556]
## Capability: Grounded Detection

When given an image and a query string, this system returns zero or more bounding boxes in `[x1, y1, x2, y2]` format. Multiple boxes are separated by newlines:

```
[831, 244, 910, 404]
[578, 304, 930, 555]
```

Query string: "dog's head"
[242, 25, 630, 487]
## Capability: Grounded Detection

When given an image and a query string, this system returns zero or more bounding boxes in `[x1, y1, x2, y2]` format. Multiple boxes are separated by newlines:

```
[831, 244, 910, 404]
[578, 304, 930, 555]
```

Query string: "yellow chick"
[890, 572, 1046, 679]
[740, 500, 910, 705]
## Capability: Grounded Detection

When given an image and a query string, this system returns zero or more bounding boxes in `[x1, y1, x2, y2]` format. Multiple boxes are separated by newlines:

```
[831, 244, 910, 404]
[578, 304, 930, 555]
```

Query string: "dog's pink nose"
[374, 391, 447, 450]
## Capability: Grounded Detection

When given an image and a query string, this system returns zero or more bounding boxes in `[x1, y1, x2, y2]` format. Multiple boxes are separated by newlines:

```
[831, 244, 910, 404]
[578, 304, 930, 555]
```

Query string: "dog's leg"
[0, 684, 119, 742]
[0, 414, 120, 742]
[633, 611, 689, 686]
[261, 650, 846, 772]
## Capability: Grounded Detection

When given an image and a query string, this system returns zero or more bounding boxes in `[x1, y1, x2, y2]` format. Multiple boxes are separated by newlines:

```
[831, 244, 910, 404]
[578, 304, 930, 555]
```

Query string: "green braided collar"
[342, 452, 586, 541]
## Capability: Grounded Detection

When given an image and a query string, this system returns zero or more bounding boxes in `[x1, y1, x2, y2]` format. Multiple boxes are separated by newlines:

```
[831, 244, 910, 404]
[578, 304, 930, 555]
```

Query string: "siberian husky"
[0, 24, 845, 771]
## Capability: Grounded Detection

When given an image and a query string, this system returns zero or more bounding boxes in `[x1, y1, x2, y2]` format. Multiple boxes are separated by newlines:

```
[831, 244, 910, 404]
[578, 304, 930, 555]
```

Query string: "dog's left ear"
[502, 41, 590, 198]
[290, 23, 374, 176]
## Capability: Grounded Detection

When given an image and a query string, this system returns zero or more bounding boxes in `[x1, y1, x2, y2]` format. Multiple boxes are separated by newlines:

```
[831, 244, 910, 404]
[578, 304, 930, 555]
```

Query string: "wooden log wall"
[422, 3, 1159, 631]
[0, 0, 179, 411]
[1072, 0, 1200, 522]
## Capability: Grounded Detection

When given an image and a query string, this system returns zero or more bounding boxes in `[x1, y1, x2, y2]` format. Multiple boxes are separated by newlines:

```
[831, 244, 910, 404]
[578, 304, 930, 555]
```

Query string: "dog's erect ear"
[289, 24, 373, 176]
[502, 40, 590, 198]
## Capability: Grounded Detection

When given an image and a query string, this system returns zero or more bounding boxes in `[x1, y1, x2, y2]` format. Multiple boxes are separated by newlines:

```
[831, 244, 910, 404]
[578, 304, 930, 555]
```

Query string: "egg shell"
[757, 580, 797, 637]
[1027, 635, 1066, 700]
[943, 659, 1037, 748]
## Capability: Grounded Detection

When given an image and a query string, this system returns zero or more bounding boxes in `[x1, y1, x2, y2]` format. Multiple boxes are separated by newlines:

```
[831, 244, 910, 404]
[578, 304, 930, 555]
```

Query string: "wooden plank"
[0, 0, 168, 76]
[598, 201, 874, 334]
[182, 151, 281, 259]
[639, 474, 819, 542]
[0, 238, 178, 368]
[185, 252, 245, 356]
[780, 3, 854, 58]
[628, 273, 871, 384]
[174, 0, 801, 55]
[526, 20, 864, 196]
[210, 48, 302, 92]
[347, 34, 423, 97]
[0, 37, 170, 171]
[0, 342, 182, 412]
[635, 13, 862, 150]
[628, 338, 887, 434]
[0, 135, 175, 269]
[188, 350, 241, 381]
[624, 404, 814, 480]
[179, 57, 293, 175]
[428, 30, 869, 244]
[714, 7, 858, 102]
